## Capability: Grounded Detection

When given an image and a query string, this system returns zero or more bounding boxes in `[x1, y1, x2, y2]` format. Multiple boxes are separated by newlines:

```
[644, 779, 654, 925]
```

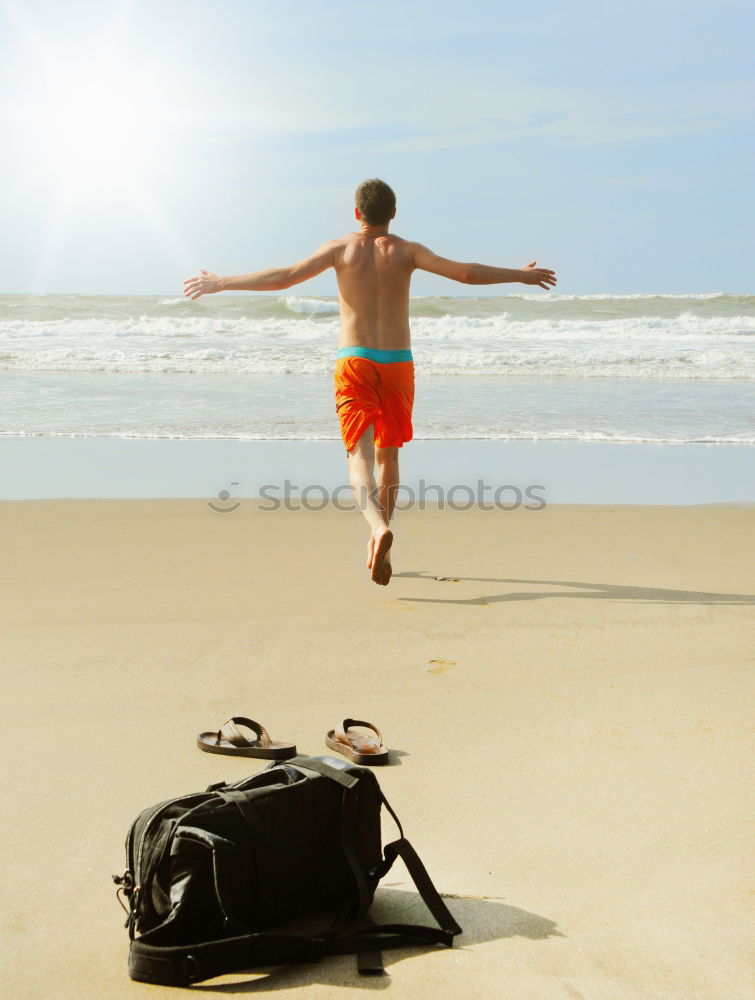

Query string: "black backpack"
[114, 755, 462, 986]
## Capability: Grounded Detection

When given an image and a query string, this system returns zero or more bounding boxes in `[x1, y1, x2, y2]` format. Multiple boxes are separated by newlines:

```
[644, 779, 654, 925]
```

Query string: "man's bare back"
[183, 178, 556, 587]
[333, 231, 414, 351]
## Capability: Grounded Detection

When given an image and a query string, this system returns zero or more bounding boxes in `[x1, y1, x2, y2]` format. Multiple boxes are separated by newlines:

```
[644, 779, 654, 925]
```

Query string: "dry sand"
[2, 499, 753, 999]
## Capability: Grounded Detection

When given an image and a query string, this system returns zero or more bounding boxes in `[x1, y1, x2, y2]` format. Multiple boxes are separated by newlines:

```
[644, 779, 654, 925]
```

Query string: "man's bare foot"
[371, 528, 393, 586]
[367, 535, 375, 569]
[382, 547, 392, 585]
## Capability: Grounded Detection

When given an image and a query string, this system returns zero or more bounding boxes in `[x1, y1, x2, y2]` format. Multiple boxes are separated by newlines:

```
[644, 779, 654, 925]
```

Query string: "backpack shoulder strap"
[375, 834, 462, 938]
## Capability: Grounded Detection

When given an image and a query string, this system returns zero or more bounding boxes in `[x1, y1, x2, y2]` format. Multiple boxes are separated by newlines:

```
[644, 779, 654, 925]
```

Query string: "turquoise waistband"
[336, 346, 413, 363]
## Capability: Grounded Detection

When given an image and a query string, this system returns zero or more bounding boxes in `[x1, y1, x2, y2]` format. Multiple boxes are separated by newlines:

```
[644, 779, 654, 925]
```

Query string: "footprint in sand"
[434, 576, 460, 582]
[427, 658, 456, 674]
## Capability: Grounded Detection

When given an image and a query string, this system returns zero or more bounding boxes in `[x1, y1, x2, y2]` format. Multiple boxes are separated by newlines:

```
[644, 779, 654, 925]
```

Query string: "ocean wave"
[0, 315, 341, 340]
[498, 292, 737, 303]
[1, 312, 752, 341]
[2, 291, 753, 320]
[410, 314, 755, 341]
[283, 296, 340, 316]
[0, 351, 751, 378]
[152, 294, 341, 318]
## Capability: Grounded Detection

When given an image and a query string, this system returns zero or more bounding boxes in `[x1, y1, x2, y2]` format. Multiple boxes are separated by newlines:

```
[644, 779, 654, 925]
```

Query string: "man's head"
[354, 178, 396, 226]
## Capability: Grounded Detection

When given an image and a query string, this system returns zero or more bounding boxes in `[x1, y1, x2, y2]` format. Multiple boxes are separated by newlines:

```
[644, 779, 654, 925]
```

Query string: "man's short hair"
[355, 178, 396, 226]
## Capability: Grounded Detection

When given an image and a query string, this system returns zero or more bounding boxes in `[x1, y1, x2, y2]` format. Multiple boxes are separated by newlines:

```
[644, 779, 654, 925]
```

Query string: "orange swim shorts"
[334, 348, 415, 452]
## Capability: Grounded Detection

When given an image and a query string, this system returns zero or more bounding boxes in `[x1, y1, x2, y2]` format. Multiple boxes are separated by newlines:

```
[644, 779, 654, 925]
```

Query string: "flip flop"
[325, 718, 389, 765]
[197, 717, 296, 759]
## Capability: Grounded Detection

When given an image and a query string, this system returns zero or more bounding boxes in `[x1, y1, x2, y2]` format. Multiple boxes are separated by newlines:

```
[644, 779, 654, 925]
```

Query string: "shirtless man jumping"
[183, 178, 557, 586]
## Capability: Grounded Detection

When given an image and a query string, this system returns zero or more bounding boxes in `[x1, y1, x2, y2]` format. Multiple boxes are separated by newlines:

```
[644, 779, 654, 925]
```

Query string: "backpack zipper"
[119, 770, 292, 933]
[125, 792, 211, 932]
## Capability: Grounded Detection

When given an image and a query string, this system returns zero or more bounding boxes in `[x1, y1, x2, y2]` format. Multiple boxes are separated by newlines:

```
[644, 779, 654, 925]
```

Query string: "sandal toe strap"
[219, 716, 272, 748]
[336, 718, 383, 747]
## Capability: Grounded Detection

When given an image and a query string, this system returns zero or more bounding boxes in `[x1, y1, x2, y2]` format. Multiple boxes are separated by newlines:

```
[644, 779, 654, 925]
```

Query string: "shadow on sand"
[191, 889, 560, 993]
[392, 571, 755, 607]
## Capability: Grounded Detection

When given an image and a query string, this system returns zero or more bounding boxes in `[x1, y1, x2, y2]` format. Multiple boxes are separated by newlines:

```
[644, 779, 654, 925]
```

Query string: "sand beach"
[2, 497, 753, 998]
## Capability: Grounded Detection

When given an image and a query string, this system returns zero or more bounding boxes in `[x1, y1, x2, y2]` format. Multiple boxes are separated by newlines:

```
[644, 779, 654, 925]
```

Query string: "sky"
[0, 0, 753, 296]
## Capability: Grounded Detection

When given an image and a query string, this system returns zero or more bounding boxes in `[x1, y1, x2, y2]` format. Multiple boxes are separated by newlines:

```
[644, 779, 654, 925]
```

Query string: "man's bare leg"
[347, 426, 393, 585]
[375, 445, 400, 525]
[363, 445, 400, 582]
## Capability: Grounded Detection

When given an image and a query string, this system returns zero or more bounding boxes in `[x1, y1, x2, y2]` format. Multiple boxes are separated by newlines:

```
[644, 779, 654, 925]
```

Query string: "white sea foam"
[0, 310, 752, 378]
[503, 292, 733, 303]
[2, 428, 752, 444]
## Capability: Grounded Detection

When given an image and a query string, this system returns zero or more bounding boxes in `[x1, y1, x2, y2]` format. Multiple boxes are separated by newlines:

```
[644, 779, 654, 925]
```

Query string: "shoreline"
[1, 435, 753, 504]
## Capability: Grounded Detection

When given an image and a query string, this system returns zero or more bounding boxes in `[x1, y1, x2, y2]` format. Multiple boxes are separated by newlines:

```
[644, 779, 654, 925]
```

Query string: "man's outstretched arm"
[183, 242, 337, 299]
[412, 244, 557, 290]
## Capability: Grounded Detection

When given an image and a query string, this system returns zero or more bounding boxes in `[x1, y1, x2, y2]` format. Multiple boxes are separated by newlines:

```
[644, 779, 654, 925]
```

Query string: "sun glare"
[1, 3, 197, 282]
[20, 46, 168, 203]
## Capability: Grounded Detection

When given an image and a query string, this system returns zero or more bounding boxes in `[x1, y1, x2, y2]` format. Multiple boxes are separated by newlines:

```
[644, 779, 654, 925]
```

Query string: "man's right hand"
[183, 269, 223, 300]
[520, 261, 557, 290]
